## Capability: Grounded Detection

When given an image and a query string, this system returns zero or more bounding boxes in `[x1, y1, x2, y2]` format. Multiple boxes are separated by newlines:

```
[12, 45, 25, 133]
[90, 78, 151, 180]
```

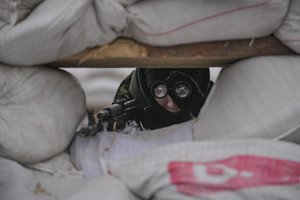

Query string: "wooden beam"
[45, 35, 295, 68]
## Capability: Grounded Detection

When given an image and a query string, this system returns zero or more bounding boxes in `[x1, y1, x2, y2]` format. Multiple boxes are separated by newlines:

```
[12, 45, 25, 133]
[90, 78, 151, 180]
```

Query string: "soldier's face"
[154, 95, 181, 113]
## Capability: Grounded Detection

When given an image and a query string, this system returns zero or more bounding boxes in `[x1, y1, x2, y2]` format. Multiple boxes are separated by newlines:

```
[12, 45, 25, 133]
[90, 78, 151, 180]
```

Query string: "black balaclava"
[129, 68, 210, 129]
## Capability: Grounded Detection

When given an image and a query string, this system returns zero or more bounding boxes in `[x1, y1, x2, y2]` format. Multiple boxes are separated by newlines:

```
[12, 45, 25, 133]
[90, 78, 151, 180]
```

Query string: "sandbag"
[0, 0, 43, 25]
[125, 0, 289, 46]
[0, 155, 138, 200]
[0, 0, 126, 65]
[0, 64, 86, 164]
[194, 56, 300, 144]
[106, 139, 300, 200]
[275, 0, 300, 54]
[70, 120, 194, 177]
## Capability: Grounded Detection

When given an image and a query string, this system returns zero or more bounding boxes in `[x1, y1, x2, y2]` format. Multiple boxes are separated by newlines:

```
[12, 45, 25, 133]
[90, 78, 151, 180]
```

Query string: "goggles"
[149, 70, 207, 118]
[151, 80, 192, 100]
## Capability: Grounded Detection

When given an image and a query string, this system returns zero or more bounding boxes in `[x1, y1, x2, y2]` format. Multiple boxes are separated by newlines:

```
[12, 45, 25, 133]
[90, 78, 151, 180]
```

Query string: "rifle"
[76, 99, 142, 137]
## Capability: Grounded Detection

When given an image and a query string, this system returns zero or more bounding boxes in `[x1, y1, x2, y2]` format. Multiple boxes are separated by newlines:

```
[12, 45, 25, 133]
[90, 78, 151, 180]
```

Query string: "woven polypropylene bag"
[0, 156, 138, 200]
[0, 64, 86, 164]
[107, 140, 300, 200]
[193, 56, 300, 144]
[124, 0, 289, 46]
[275, 0, 300, 54]
[0, 0, 126, 65]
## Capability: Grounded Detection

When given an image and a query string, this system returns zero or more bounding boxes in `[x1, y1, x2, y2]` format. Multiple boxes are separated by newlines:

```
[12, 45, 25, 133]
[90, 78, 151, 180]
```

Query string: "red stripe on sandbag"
[133, 0, 272, 37]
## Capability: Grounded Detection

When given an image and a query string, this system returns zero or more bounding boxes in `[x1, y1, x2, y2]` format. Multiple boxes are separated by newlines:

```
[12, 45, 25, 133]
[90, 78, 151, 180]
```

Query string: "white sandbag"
[194, 56, 300, 144]
[275, 0, 300, 54]
[0, 0, 127, 65]
[107, 139, 300, 200]
[125, 0, 289, 46]
[0, 64, 86, 164]
[0, 156, 138, 200]
[70, 120, 194, 177]
[0, 0, 43, 25]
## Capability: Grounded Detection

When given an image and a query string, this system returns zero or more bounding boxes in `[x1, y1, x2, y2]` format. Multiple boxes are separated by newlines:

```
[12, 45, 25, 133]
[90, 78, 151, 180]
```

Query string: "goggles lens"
[153, 83, 168, 98]
[175, 82, 191, 99]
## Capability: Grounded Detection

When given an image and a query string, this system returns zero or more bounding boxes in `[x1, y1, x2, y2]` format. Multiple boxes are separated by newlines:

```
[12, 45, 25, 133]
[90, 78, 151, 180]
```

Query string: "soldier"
[78, 68, 213, 136]
[106, 68, 213, 130]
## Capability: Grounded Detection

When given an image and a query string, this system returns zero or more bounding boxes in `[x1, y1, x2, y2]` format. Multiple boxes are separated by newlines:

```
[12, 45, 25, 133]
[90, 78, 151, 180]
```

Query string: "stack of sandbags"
[0, 0, 290, 66]
[0, 64, 86, 164]
[194, 56, 300, 144]
[275, 0, 300, 54]
[1, 56, 300, 199]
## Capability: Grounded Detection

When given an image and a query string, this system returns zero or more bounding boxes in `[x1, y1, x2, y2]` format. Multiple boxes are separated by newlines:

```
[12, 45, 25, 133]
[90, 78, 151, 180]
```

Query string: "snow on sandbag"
[106, 139, 300, 200]
[0, 0, 127, 66]
[124, 0, 289, 46]
[0, 156, 138, 200]
[193, 56, 300, 143]
[275, 0, 300, 54]
[0, 64, 86, 164]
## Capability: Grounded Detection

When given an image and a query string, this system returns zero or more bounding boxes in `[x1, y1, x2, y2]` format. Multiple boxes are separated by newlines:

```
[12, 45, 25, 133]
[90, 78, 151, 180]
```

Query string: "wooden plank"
[45, 36, 295, 68]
